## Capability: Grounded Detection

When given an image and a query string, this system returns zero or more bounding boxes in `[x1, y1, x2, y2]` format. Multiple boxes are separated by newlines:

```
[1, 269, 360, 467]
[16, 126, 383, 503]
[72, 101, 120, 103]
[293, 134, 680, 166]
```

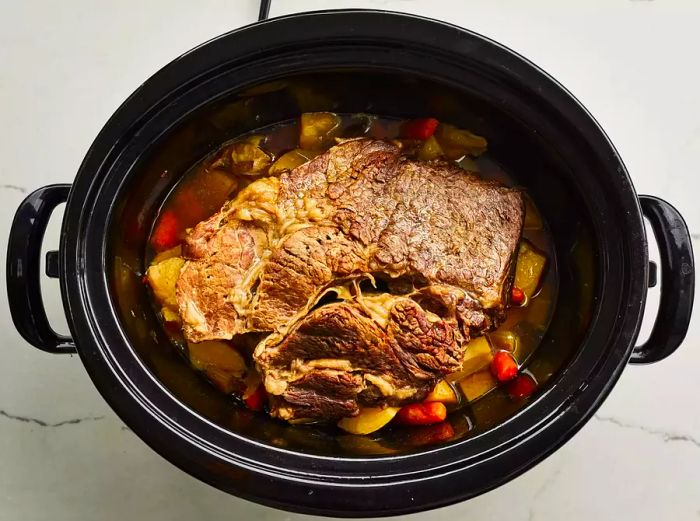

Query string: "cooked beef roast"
[176, 138, 524, 421]
[258, 297, 463, 421]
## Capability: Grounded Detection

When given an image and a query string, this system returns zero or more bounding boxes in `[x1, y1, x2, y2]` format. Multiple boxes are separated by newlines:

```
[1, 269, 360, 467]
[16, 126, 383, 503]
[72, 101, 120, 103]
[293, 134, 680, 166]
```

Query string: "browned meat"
[176, 177, 278, 342]
[257, 297, 460, 421]
[177, 219, 268, 342]
[250, 226, 369, 331]
[175, 138, 524, 420]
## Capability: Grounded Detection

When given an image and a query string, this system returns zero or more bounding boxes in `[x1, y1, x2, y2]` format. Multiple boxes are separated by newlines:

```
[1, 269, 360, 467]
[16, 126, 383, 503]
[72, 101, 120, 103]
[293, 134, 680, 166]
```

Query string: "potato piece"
[246, 135, 265, 147]
[189, 340, 248, 395]
[425, 380, 458, 404]
[204, 367, 241, 394]
[268, 149, 319, 174]
[488, 330, 519, 352]
[462, 336, 493, 372]
[447, 336, 493, 382]
[146, 257, 185, 309]
[161, 307, 181, 324]
[152, 245, 182, 264]
[187, 340, 247, 374]
[209, 135, 265, 172]
[459, 370, 498, 402]
[514, 241, 548, 298]
[435, 124, 487, 158]
[300, 112, 341, 149]
[337, 407, 400, 435]
[230, 141, 271, 175]
[417, 136, 444, 161]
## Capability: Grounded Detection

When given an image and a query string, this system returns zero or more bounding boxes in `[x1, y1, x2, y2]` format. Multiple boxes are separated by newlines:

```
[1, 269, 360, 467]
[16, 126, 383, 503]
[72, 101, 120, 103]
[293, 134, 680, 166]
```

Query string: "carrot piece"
[395, 402, 447, 426]
[244, 384, 267, 411]
[510, 286, 525, 306]
[173, 189, 207, 227]
[150, 211, 180, 251]
[338, 407, 400, 435]
[405, 421, 455, 447]
[490, 350, 519, 383]
[402, 118, 439, 140]
[507, 374, 537, 399]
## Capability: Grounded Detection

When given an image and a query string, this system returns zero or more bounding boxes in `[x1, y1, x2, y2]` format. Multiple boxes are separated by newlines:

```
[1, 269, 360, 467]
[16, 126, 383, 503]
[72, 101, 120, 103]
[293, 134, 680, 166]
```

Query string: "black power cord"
[259, 0, 271, 21]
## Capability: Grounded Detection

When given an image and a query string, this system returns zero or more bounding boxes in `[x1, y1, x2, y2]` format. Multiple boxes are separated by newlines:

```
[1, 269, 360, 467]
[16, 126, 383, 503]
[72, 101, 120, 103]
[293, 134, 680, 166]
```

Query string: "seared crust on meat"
[173, 138, 524, 420]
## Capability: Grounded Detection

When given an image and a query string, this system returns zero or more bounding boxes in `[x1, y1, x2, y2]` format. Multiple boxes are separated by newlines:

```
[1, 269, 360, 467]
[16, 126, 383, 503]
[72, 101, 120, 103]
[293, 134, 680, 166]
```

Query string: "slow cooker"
[6, 9, 694, 517]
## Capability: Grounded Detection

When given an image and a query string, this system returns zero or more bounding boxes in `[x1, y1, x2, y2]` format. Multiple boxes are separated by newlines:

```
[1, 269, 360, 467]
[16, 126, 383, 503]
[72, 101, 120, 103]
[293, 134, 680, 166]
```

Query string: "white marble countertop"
[1, 1, 698, 519]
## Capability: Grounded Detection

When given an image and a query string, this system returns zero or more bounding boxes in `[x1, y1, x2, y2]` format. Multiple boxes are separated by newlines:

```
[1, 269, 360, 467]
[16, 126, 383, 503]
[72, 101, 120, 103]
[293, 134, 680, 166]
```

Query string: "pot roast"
[175, 138, 524, 421]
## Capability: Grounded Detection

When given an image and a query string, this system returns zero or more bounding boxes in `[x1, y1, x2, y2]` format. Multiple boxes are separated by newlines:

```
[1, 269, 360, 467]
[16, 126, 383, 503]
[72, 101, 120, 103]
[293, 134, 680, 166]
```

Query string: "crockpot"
[6, 9, 694, 518]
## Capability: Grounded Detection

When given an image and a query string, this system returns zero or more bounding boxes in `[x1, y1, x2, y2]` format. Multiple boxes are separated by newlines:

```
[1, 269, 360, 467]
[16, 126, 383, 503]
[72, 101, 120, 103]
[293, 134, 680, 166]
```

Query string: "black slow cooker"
[6, 10, 694, 517]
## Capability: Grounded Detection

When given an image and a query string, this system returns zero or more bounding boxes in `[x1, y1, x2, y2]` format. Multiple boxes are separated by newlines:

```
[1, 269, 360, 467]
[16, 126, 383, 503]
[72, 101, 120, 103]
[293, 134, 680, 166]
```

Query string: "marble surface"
[1, 0, 698, 519]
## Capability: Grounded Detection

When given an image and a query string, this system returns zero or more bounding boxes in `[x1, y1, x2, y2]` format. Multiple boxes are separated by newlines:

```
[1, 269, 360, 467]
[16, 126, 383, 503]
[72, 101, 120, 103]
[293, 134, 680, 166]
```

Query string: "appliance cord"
[259, 0, 271, 21]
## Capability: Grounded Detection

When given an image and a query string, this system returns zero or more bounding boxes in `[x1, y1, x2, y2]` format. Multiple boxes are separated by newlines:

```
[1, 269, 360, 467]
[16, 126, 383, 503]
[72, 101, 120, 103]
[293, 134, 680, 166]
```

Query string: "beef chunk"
[256, 298, 455, 420]
[177, 220, 268, 342]
[250, 226, 369, 331]
[175, 138, 524, 420]
[176, 177, 277, 342]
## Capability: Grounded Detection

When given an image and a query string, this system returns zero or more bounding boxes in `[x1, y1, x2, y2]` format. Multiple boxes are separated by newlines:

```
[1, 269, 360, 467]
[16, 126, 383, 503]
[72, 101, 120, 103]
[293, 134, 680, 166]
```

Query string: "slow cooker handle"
[631, 196, 694, 364]
[6, 184, 76, 354]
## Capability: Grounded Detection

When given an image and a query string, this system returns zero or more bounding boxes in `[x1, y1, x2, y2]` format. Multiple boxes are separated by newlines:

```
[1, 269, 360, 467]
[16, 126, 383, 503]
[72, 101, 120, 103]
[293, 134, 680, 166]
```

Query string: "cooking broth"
[139, 113, 558, 447]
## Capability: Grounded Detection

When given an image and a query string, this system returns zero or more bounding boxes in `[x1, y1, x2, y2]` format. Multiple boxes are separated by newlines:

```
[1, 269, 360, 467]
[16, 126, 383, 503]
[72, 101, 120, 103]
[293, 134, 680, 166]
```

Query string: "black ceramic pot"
[6, 10, 695, 517]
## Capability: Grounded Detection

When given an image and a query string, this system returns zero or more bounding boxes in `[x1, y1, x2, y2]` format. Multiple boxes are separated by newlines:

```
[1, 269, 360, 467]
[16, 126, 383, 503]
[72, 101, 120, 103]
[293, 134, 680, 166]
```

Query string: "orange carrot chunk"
[402, 118, 439, 140]
[510, 286, 525, 306]
[150, 211, 180, 251]
[396, 401, 447, 426]
[405, 421, 455, 447]
[490, 350, 519, 383]
[507, 374, 537, 399]
[244, 384, 267, 411]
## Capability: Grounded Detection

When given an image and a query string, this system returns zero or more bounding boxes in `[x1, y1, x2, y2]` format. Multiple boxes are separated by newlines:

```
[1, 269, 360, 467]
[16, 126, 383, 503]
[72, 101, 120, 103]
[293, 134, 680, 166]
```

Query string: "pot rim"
[58, 10, 648, 517]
